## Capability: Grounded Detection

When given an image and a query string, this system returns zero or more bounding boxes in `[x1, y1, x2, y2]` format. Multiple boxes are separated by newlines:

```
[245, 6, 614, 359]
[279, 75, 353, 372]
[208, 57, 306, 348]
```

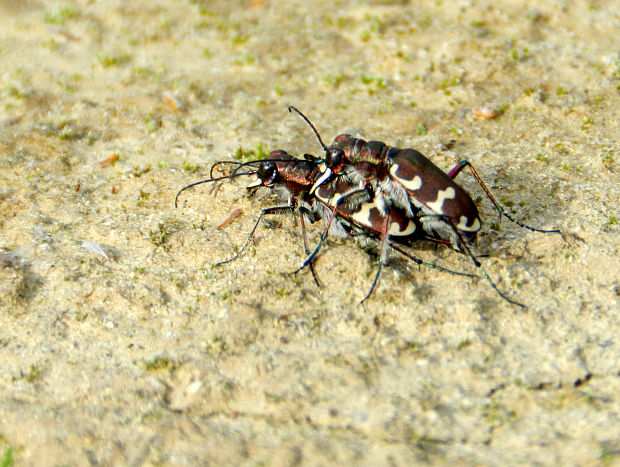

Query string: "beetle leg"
[216, 204, 295, 266]
[360, 214, 391, 304]
[446, 160, 469, 179]
[388, 243, 477, 278]
[361, 218, 480, 304]
[298, 206, 321, 287]
[449, 160, 561, 235]
[441, 215, 527, 309]
[293, 188, 368, 274]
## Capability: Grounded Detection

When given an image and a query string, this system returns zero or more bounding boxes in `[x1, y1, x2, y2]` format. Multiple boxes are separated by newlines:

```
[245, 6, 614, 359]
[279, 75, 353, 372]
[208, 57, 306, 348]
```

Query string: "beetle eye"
[257, 162, 278, 185]
[326, 149, 345, 174]
[327, 149, 343, 167]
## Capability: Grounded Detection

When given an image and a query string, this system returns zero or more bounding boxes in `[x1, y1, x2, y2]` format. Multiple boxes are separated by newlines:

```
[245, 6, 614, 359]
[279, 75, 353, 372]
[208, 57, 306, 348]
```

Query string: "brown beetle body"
[315, 135, 482, 249]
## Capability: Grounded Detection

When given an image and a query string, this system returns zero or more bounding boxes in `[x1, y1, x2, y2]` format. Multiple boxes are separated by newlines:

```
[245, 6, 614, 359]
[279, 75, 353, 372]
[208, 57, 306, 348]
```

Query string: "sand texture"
[1, 0, 619, 465]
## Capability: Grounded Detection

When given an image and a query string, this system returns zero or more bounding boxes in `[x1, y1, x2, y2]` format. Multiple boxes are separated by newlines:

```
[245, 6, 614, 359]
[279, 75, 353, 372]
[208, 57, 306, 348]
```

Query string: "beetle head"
[254, 160, 278, 186]
[247, 150, 292, 187]
[325, 147, 345, 174]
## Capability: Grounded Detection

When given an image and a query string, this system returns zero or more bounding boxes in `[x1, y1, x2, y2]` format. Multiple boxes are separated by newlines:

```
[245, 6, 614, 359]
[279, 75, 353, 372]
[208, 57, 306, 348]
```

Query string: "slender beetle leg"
[448, 160, 561, 234]
[292, 188, 369, 275]
[439, 214, 527, 309]
[360, 214, 391, 304]
[216, 205, 295, 266]
[297, 207, 321, 287]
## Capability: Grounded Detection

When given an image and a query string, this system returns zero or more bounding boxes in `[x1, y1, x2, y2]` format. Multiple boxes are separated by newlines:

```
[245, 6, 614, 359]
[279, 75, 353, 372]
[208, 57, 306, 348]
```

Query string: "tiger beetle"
[175, 151, 323, 286]
[175, 151, 475, 303]
[288, 106, 562, 308]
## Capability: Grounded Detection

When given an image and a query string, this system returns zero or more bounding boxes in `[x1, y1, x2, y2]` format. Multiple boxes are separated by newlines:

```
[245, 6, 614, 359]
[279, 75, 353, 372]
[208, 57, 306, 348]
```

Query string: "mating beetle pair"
[176, 149, 474, 303]
[286, 107, 560, 307]
[175, 107, 561, 307]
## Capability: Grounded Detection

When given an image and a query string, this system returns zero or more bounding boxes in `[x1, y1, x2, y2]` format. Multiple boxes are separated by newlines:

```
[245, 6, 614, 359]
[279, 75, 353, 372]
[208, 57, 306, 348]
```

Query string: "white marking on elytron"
[309, 168, 332, 195]
[457, 215, 481, 232]
[315, 185, 348, 205]
[427, 186, 456, 213]
[389, 163, 422, 190]
[315, 182, 369, 208]
[347, 203, 416, 236]
[389, 220, 416, 236]
[349, 203, 373, 227]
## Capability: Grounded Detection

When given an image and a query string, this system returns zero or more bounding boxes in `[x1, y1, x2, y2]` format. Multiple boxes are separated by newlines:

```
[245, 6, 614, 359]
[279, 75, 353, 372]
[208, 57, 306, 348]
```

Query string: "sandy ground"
[1, 0, 619, 465]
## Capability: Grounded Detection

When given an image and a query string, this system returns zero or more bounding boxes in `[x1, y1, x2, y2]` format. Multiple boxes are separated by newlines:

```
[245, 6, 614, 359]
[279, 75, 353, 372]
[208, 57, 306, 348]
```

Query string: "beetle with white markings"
[287, 106, 562, 308]
[175, 150, 475, 303]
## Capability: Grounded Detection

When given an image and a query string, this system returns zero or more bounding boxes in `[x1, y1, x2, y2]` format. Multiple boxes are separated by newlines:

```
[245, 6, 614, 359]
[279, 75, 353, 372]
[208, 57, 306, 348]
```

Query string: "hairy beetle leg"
[440, 215, 527, 309]
[449, 160, 561, 235]
[216, 205, 295, 266]
[298, 207, 322, 287]
[360, 215, 391, 304]
[293, 187, 369, 275]
[215, 204, 322, 287]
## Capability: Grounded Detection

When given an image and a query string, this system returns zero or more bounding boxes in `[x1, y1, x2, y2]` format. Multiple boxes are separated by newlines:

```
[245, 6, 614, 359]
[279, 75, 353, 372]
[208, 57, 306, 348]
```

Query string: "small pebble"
[472, 105, 497, 120]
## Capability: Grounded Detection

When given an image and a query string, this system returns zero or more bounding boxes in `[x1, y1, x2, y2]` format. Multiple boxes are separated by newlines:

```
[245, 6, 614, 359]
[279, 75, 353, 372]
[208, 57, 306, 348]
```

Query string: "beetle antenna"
[210, 160, 245, 178]
[178, 156, 307, 207]
[174, 172, 254, 208]
[288, 106, 328, 152]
